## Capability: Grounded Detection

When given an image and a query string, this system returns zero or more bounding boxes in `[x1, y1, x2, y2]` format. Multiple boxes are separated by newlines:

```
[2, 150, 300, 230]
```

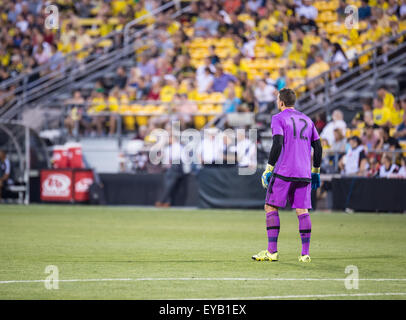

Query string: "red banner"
[40, 170, 73, 202]
[40, 169, 94, 202]
[73, 170, 94, 202]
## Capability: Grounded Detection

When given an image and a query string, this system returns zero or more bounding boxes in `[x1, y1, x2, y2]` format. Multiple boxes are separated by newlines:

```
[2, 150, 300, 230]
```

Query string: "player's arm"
[262, 135, 283, 189]
[311, 139, 322, 190]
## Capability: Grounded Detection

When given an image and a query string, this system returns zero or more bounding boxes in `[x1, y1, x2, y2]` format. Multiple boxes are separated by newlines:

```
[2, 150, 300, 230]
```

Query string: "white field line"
[1, 278, 406, 284]
[187, 292, 406, 300]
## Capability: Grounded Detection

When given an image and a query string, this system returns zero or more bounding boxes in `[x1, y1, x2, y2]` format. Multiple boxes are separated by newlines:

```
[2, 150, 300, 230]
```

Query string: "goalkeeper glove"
[262, 164, 274, 189]
[311, 167, 321, 190]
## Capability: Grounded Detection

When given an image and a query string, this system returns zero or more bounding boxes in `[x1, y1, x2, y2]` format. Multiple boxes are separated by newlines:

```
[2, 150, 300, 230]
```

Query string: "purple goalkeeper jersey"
[271, 108, 320, 180]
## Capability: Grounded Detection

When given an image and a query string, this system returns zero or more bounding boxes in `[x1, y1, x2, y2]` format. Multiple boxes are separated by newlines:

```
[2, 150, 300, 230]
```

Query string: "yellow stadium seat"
[86, 29, 100, 37]
[97, 39, 113, 48]
[78, 18, 102, 26]
[194, 116, 206, 129]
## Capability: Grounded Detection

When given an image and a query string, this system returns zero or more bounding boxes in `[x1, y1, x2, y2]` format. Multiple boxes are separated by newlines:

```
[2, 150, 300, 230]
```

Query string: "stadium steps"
[0, 1, 190, 122]
[297, 31, 406, 117]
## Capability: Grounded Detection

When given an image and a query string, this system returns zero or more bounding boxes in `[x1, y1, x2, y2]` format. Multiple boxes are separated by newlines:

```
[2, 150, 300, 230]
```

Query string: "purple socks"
[298, 213, 312, 256]
[266, 211, 280, 253]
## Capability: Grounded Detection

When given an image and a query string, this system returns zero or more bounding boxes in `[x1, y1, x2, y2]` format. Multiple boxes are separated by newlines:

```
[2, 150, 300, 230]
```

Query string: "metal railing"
[296, 30, 406, 116]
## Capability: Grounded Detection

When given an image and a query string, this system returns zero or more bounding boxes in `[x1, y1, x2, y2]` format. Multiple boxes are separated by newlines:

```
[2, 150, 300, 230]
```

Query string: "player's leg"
[265, 203, 280, 254]
[290, 182, 312, 262]
[252, 177, 289, 261]
[297, 208, 311, 262]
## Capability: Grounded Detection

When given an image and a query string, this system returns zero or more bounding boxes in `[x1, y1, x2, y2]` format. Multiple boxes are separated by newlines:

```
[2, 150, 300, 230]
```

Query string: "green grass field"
[0, 205, 405, 300]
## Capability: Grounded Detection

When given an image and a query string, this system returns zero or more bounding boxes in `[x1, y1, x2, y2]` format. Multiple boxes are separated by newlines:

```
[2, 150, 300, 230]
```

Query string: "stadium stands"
[1, 0, 406, 180]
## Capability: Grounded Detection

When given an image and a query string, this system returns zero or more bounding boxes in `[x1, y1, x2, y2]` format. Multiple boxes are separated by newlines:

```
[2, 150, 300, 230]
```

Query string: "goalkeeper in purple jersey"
[252, 88, 323, 263]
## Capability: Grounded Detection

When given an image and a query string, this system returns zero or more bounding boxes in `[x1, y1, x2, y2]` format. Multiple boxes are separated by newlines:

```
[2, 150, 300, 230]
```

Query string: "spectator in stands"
[320, 38, 332, 63]
[197, 67, 214, 93]
[352, 99, 373, 129]
[208, 45, 220, 65]
[137, 54, 156, 77]
[223, 84, 241, 113]
[64, 90, 91, 136]
[174, 94, 198, 129]
[296, 0, 318, 20]
[379, 154, 399, 177]
[320, 109, 347, 146]
[224, 0, 242, 14]
[392, 156, 406, 178]
[387, 0, 400, 17]
[49, 44, 64, 72]
[363, 110, 380, 129]
[330, 43, 349, 73]
[362, 124, 379, 151]
[0, 149, 11, 202]
[340, 136, 366, 176]
[211, 66, 236, 93]
[254, 79, 276, 112]
[306, 53, 330, 89]
[373, 97, 391, 127]
[331, 128, 347, 153]
[375, 126, 401, 151]
[377, 85, 395, 110]
[306, 44, 318, 68]
[359, 0, 372, 20]
[147, 82, 161, 101]
[194, 10, 219, 37]
[314, 112, 327, 133]
[114, 66, 128, 90]
[394, 112, 406, 141]
[241, 86, 256, 112]
[401, 0, 406, 18]
[34, 42, 51, 65]
[391, 99, 405, 127]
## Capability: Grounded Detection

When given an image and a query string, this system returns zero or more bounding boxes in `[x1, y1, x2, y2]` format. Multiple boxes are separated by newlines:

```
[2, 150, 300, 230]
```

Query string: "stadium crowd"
[60, 0, 406, 136]
[1, 0, 406, 178]
[315, 86, 406, 178]
[2, 0, 406, 133]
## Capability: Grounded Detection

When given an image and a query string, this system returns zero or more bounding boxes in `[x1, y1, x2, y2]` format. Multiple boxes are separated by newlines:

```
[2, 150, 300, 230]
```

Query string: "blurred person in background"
[377, 85, 395, 111]
[352, 99, 373, 128]
[379, 154, 399, 178]
[393, 111, 406, 141]
[320, 109, 347, 146]
[155, 134, 185, 208]
[362, 124, 379, 151]
[254, 79, 276, 112]
[359, 0, 372, 20]
[329, 43, 348, 85]
[211, 66, 236, 93]
[340, 136, 366, 176]
[401, 0, 406, 18]
[391, 156, 406, 178]
[223, 84, 241, 113]
[296, 0, 318, 20]
[373, 97, 391, 127]
[314, 113, 327, 133]
[0, 150, 11, 202]
[331, 128, 347, 153]
[375, 126, 401, 151]
[196, 67, 214, 93]
[174, 94, 198, 129]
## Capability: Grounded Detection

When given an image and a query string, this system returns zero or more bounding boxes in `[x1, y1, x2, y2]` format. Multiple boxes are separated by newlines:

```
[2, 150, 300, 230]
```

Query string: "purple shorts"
[265, 176, 312, 209]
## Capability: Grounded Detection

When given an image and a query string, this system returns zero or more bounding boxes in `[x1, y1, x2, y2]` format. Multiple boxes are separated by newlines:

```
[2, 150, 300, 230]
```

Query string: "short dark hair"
[278, 88, 296, 107]
[349, 136, 361, 146]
